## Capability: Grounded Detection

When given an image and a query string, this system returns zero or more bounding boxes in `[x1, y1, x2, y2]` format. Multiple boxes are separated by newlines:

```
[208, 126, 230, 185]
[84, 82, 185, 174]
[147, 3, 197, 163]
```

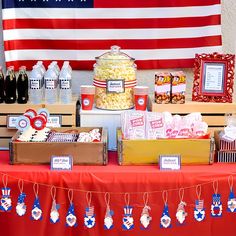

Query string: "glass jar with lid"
[93, 45, 137, 110]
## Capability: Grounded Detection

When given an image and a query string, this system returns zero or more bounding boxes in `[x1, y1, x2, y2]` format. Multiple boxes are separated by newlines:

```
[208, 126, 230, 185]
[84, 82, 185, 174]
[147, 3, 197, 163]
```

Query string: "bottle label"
[60, 80, 71, 89]
[30, 80, 41, 89]
[45, 79, 57, 89]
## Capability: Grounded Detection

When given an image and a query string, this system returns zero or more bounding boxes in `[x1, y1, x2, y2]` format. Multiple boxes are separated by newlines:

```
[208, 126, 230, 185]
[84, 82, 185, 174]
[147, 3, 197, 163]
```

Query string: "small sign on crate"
[159, 155, 181, 170]
[50, 155, 73, 171]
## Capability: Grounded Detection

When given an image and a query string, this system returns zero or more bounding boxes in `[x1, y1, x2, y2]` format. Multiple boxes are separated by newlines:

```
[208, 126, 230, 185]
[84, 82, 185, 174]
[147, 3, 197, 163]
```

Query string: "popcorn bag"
[93, 46, 137, 110]
[121, 111, 209, 140]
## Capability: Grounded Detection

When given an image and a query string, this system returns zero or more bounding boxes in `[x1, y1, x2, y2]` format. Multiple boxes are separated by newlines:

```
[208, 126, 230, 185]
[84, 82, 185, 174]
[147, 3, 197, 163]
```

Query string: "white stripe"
[3, 26, 221, 40]
[4, 46, 222, 61]
[2, 5, 221, 20]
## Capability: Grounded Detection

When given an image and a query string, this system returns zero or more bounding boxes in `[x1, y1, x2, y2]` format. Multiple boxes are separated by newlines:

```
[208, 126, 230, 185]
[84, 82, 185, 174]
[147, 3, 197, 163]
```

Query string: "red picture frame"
[192, 53, 235, 103]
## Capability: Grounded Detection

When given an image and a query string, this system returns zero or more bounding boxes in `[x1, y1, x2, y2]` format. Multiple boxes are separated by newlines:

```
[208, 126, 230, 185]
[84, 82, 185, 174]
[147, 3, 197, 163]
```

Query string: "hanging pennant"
[176, 188, 187, 225]
[16, 179, 26, 216]
[122, 193, 134, 230]
[194, 185, 205, 222]
[227, 175, 236, 213]
[160, 190, 172, 228]
[0, 175, 12, 212]
[104, 192, 114, 230]
[50, 186, 60, 224]
[140, 192, 152, 229]
[31, 183, 43, 221]
[211, 180, 222, 217]
[66, 189, 77, 227]
[84, 191, 96, 228]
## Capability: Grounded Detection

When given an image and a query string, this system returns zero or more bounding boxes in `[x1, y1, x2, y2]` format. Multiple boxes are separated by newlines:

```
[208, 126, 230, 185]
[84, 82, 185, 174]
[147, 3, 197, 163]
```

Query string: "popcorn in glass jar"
[93, 46, 137, 110]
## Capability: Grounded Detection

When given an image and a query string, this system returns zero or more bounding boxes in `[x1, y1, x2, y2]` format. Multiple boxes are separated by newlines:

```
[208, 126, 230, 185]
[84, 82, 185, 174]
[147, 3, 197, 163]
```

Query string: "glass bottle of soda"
[5, 66, 17, 104]
[17, 66, 29, 104]
[0, 66, 4, 103]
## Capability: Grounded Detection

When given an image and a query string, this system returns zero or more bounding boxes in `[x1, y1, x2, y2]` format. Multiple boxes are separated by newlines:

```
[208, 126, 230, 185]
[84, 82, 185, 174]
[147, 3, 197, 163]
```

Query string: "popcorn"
[94, 46, 136, 110]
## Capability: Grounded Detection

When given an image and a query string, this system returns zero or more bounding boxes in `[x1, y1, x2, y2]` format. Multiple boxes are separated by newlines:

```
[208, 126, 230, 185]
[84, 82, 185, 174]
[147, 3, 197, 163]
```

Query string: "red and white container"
[134, 86, 149, 111]
[81, 85, 95, 110]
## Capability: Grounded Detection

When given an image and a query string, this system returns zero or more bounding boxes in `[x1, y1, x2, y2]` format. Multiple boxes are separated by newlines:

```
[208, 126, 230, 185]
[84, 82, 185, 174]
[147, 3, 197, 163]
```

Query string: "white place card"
[50, 155, 73, 171]
[7, 115, 19, 129]
[159, 155, 181, 170]
[46, 115, 62, 128]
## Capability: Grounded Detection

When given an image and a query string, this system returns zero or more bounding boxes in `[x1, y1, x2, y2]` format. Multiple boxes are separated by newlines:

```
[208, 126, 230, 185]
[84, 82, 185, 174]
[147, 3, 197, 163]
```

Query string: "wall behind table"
[0, 0, 235, 99]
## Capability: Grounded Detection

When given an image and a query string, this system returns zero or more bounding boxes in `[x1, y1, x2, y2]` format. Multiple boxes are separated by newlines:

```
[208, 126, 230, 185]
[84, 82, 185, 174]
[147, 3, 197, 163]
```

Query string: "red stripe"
[94, 0, 220, 8]
[2, 15, 221, 30]
[4, 36, 222, 51]
[5, 59, 195, 71]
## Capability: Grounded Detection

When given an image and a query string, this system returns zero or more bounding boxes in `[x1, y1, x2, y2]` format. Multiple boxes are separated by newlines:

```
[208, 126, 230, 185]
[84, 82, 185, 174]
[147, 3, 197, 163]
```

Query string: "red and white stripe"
[93, 79, 137, 88]
[2, 0, 222, 70]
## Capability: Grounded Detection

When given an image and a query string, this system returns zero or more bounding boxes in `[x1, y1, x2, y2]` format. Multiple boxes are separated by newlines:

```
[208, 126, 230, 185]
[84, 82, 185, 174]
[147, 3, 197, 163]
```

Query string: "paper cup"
[81, 85, 95, 110]
[134, 86, 149, 111]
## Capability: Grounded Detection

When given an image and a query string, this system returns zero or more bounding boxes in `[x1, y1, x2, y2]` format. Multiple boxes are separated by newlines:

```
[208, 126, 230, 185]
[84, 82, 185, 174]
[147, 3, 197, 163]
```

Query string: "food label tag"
[51, 155, 73, 171]
[159, 155, 181, 170]
[106, 80, 125, 93]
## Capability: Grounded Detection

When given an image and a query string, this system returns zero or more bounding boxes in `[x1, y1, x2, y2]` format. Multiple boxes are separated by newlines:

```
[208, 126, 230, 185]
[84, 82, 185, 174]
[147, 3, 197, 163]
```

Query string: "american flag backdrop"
[2, 0, 222, 70]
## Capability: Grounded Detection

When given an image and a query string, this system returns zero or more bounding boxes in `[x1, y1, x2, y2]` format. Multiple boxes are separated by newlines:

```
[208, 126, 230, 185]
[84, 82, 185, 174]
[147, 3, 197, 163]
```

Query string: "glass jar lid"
[96, 45, 135, 61]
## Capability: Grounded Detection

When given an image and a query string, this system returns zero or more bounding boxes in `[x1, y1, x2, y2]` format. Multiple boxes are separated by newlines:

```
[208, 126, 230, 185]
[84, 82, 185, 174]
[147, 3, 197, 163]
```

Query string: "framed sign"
[159, 155, 181, 170]
[192, 53, 235, 103]
[50, 155, 73, 171]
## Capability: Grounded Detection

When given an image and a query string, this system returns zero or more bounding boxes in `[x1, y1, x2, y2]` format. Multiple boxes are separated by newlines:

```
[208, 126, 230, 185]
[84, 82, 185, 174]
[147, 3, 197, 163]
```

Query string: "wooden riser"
[0, 101, 77, 148]
[149, 98, 230, 134]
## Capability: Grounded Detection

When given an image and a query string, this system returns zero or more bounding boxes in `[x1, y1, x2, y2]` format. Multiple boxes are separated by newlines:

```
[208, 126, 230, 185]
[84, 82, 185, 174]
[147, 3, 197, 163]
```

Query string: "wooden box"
[0, 101, 77, 149]
[117, 129, 214, 165]
[149, 97, 236, 135]
[9, 127, 108, 165]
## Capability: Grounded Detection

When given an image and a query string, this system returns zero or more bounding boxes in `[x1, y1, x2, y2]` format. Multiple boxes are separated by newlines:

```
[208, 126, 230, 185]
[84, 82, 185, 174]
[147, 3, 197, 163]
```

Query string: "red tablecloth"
[1, 150, 236, 236]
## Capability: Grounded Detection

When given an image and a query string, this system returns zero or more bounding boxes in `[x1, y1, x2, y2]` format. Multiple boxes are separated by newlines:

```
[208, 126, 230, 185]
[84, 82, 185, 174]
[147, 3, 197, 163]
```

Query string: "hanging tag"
[211, 181, 222, 217]
[176, 188, 187, 225]
[194, 185, 205, 222]
[0, 175, 12, 212]
[140, 192, 152, 229]
[160, 191, 172, 228]
[16, 179, 27, 216]
[84, 192, 96, 228]
[66, 189, 77, 227]
[122, 193, 134, 230]
[31, 183, 43, 221]
[50, 186, 60, 224]
[227, 176, 236, 212]
[104, 193, 114, 230]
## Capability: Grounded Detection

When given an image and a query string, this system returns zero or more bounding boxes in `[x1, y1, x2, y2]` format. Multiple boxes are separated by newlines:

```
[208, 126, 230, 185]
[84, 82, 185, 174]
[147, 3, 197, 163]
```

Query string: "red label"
[178, 128, 190, 137]
[150, 118, 163, 129]
[130, 116, 144, 127]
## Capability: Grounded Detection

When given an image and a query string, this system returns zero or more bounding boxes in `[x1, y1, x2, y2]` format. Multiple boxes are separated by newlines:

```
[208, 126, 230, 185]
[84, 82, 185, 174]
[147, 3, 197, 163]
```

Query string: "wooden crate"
[10, 127, 108, 165]
[0, 101, 77, 149]
[148, 97, 235, 135]
[117, 129, 214, 165]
